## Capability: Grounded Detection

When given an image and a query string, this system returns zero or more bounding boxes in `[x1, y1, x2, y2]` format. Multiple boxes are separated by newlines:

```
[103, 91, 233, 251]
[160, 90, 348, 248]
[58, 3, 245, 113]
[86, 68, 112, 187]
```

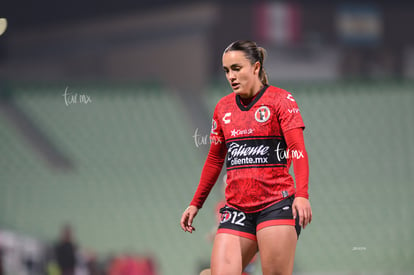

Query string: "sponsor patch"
[230, 128, 254, 137]
[226, 137, 287, 170]
[223, 112, 231, 124]
[288, 108, 300, 114]
[287, 94, 296, 102]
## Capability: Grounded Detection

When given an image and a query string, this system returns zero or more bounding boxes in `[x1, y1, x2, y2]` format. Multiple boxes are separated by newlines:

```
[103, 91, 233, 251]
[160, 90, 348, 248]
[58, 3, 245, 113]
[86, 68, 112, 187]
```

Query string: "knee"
[211, 262, 242, 275]
[262, 268, 291, 275]
[262, 271, 286, 275]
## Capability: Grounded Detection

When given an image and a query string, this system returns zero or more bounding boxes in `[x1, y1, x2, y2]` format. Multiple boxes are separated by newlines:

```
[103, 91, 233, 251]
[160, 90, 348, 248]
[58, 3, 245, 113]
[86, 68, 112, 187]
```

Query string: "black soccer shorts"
[217, 196, 301, 241]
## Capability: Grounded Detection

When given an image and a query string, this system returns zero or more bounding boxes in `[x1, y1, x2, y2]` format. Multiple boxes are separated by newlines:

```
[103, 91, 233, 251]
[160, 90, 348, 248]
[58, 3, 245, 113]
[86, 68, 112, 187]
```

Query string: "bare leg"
[257, 225, 297, 275]
[210, 233, 258, 275]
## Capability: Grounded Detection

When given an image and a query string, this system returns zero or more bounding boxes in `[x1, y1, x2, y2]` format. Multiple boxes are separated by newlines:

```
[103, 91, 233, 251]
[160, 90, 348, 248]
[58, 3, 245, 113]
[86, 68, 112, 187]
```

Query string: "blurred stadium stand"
[1, 81, 413, 275]
[1, 1, 414, 275]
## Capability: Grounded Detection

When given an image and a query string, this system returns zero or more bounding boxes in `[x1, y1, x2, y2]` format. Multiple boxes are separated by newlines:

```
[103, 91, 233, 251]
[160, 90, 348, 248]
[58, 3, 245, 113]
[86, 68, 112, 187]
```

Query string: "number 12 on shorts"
[220, 209, 246, 226]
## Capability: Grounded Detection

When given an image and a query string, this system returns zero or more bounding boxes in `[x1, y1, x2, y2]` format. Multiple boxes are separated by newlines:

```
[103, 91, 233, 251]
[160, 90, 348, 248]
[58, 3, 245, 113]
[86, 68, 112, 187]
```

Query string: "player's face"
[222, 50, 261, 98]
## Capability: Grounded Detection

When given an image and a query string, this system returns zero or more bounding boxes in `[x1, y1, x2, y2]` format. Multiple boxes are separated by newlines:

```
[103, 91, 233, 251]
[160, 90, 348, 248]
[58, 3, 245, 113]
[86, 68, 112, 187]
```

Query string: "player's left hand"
[292, 197, 312, 229]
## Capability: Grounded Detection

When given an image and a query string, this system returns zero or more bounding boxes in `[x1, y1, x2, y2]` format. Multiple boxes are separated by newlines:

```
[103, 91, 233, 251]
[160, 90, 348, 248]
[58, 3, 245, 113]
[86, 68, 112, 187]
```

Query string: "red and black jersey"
[191, 85, 308, 213]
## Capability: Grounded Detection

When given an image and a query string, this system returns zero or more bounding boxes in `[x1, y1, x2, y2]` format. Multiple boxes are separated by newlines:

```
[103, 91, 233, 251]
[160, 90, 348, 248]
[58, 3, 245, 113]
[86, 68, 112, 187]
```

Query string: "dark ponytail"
[224, 40, 269, 85]
[257, 46, 268, 85]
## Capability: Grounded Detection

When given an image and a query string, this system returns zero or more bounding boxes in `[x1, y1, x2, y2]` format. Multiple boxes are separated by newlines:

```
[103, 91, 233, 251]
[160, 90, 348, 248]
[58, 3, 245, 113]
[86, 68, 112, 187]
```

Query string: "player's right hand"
[180, 205, 199, 233]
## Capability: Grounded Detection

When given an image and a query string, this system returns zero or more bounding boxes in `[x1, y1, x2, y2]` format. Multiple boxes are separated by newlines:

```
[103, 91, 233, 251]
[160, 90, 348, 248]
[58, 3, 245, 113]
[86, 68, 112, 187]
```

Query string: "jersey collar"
[236, 85, 269, 111]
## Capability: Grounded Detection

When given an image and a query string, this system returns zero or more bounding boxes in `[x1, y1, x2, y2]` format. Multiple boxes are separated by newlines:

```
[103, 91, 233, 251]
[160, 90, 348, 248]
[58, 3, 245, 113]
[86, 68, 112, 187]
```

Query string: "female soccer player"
[180, 40, 312, 275]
